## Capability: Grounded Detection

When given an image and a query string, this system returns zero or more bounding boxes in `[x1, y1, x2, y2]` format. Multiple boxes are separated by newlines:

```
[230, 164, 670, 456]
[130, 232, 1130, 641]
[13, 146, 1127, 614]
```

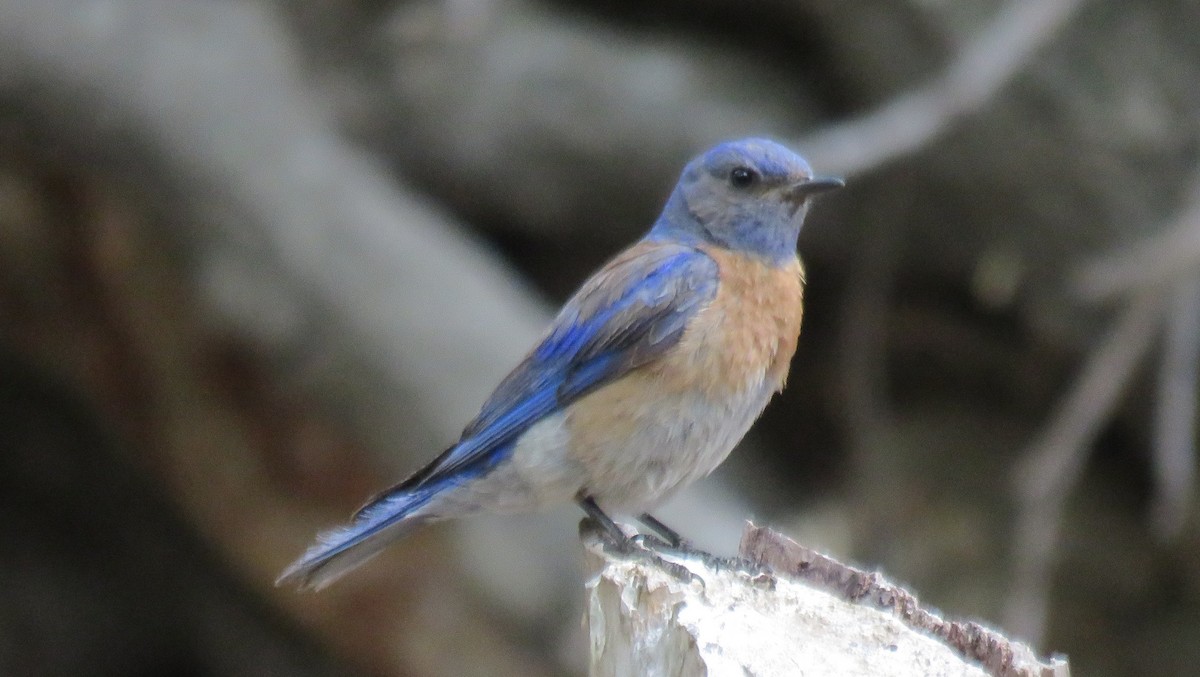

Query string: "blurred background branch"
[799, 0, 1086, 174]
[1007, 290, 1165, 644]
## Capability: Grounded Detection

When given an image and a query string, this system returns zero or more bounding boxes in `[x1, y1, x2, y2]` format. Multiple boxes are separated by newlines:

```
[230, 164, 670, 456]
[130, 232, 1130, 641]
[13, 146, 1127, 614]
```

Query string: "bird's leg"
[576, 494, 634, 550]
[637, 513, 690, 550]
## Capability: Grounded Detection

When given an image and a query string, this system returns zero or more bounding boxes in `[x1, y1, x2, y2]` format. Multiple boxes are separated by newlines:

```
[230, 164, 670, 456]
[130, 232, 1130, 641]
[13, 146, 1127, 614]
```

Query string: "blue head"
[650, 138, 842, 264]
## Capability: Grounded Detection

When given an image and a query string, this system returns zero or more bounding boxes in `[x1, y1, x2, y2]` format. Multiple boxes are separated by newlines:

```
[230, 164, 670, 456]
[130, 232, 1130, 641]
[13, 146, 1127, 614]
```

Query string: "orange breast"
[653, 246, 805, 397]
[562, 247, 805, 503]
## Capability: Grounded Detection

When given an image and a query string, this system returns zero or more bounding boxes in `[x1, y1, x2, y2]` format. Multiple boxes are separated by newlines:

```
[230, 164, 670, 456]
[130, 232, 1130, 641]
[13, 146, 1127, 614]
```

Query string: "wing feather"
[386, 242, 718, 493]
[278, 242, 719, 589]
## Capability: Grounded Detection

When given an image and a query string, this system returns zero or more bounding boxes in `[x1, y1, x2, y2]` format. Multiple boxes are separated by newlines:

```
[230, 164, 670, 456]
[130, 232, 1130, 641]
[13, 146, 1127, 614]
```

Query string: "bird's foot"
[577, 494, 638, 552]
[636, 512, 694, 552]
[629, 532, 691, 555]
[576, 495, 702, 582]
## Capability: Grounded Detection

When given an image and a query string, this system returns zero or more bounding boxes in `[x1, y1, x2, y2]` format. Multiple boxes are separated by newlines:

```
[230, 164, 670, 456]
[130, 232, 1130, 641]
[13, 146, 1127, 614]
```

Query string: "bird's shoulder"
[564, 239, 719, 314]
[513, 238, 720, 390]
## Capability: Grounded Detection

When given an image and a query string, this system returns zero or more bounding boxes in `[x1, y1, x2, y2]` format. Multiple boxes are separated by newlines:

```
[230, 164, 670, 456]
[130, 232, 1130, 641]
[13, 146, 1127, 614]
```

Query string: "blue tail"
[278, 410, 523, 590]
[276, 486, 437, 591]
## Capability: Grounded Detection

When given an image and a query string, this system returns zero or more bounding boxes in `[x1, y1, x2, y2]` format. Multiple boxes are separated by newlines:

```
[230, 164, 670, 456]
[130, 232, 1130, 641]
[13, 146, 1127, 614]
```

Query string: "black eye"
[729, 166, 758, 189]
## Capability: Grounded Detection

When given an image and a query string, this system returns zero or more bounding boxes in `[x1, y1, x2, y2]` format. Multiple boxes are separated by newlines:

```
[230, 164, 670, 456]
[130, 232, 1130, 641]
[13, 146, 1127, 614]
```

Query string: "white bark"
[583, 524, 1069, 677]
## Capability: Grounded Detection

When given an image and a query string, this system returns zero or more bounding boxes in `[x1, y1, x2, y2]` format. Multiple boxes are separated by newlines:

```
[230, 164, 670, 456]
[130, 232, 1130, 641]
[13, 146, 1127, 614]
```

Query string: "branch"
[0, 2, 566, 673]
[584, 523, 1068, 677]
[1072, 178, 1200, 302]
[1152, 276, 1200, 540]
[798, 0, 1086, 175]
[1005, 292, 1166, 643]
[1069, 172, 1200, 539]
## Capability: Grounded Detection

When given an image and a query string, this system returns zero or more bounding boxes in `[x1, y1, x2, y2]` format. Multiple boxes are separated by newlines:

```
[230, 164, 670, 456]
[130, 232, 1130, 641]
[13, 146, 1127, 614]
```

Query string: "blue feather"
[275, 480, 438, 590]
[276, 243, 718, 590]
[275, 442, 512, 590]
[278, 137, 832, 591]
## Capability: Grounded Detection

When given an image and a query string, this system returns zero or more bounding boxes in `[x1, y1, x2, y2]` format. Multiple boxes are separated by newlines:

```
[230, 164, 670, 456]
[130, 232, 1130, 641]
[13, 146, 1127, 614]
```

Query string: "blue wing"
[277, 242, 718, 589]
[388, 241, 719, 493]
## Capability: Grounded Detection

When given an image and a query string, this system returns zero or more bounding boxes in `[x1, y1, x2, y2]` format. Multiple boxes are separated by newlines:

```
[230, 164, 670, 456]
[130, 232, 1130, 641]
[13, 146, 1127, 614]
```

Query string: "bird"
[277, 138, 843, 591]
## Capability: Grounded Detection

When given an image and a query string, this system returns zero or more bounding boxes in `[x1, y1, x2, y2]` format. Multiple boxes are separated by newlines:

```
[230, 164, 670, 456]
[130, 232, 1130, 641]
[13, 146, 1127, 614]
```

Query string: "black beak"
[788, 176, 845, 201]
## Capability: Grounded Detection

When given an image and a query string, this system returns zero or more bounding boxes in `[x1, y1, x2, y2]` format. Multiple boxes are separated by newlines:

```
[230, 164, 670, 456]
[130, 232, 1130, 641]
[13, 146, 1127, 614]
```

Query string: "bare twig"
[1152, 276, 1200, 540]
[798, 0, 1086, 175]
[1070, 174, 1200, 540]
[1005, 291, 1166, 644]
[1072, 179, 1200, 302]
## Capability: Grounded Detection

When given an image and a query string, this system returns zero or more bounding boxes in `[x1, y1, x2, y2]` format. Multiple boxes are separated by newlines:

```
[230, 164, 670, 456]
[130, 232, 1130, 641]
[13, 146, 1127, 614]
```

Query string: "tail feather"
[276, 488, 435, 591]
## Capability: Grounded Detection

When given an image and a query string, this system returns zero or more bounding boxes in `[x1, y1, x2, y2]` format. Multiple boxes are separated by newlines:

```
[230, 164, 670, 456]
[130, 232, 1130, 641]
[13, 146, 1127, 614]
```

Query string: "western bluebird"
[278, 138, 842, 590]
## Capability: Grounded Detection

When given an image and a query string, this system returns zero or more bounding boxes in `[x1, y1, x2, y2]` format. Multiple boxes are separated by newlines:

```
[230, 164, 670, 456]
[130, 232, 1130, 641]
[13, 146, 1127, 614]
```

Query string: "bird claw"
[629, 535, 703, 584]
[630, 532, 669, 550]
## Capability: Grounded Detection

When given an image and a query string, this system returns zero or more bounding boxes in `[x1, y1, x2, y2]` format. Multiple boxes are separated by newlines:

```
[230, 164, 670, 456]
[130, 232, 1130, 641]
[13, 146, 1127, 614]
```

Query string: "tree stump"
[582, 523, 1069, 677]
